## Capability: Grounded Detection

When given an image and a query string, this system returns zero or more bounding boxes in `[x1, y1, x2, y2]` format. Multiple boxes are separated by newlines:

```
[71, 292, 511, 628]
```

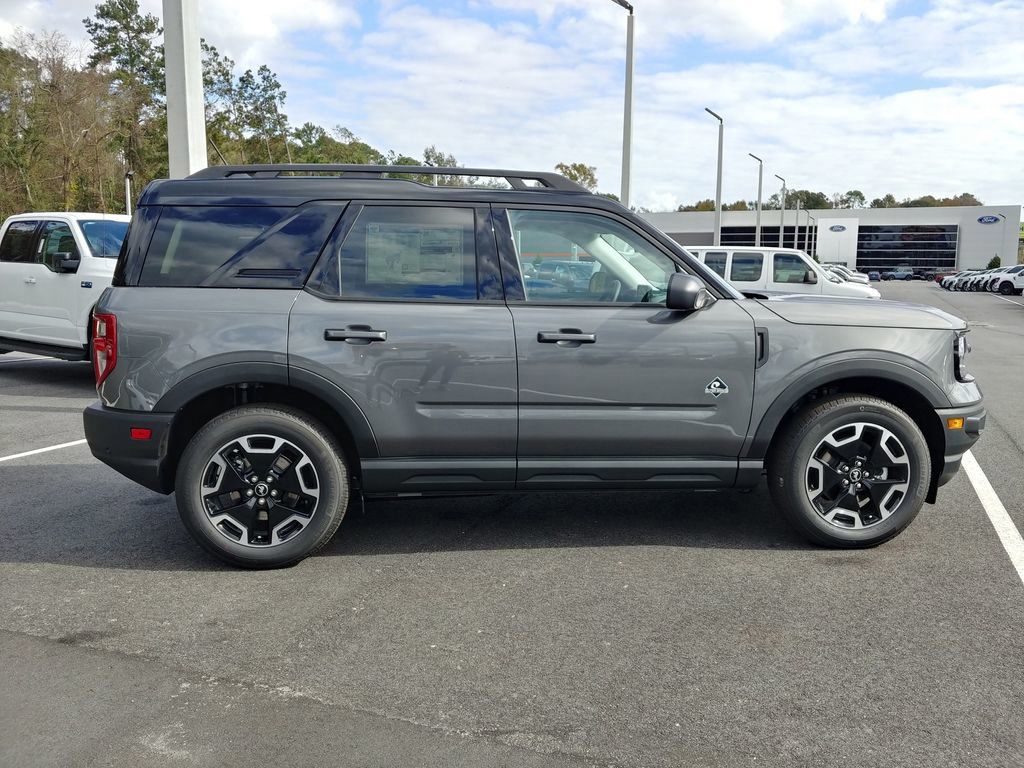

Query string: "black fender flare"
[743, 358, 948, 460]
[153, 362, 380, 459]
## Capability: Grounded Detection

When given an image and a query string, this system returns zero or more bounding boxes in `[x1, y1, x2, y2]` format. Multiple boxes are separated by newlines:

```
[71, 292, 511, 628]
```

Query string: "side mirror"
[804, 269, 818, 285]
[666, 273, 716, 312]
[57, 252, 80, 273]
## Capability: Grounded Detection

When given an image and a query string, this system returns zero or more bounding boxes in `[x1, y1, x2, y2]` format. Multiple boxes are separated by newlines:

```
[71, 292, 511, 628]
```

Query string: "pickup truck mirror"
[57, 252, 80, 273]
[804, 269, 818, 285]
[666, 273, 715, 312]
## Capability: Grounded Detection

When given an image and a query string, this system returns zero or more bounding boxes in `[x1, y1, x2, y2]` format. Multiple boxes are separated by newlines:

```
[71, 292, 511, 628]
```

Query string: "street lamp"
[611, 0, 634, 208]
[997, 213, 1007, 264]
[706, 108, 724, 246]
[794, 197, 801, 250]
[749, 153, 763, 247]
[808, 215, 816, 257]
[774, 174, 786, 247]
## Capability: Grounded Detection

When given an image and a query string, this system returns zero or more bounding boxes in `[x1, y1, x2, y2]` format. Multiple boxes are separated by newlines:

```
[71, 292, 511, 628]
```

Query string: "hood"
[755, 294, 967, 330]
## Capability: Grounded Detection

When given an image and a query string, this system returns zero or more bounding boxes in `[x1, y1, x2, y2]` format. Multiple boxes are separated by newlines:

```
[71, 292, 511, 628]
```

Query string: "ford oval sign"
[829, 224, 846, 232]
[977, 215, 1000, 224]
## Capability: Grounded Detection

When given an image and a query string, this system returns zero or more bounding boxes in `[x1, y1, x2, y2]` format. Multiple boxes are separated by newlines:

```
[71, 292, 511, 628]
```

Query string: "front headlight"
[954, 331, 973, 382]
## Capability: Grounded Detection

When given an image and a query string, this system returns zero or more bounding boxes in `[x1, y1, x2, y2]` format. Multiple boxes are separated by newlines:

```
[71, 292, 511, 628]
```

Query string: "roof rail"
[186, 164, 590, 193]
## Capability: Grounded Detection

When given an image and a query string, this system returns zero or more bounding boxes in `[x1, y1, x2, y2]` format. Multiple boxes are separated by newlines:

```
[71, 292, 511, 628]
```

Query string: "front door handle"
[537, 329, 597, 346]
[324, 326, 387, 344]
[24, 277, 36, 285]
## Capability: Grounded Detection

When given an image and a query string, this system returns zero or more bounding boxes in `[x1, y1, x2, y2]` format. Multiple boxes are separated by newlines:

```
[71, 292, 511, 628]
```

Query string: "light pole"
[997, 213, 1007, 265]
[808, 215, 816, 258]
[794, 198, 801, 250]
[775, 174, 786, 247]
[749, 153, 763, 246]
[611, 0, 634, 208]
[706, 108, 724, 246]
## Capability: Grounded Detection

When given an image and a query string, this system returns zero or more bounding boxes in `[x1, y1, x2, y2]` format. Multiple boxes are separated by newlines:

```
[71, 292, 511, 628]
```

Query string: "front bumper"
[934, 401, 986, 491]
[83, 402, 175, 494]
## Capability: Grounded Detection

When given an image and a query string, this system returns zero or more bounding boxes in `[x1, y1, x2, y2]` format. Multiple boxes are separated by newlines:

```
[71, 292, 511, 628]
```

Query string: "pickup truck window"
[0, 221, 39, 263]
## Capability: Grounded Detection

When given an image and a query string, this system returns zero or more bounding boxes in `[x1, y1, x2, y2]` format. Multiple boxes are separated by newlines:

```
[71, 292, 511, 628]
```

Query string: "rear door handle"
[537, 329, 596, 346]
[324, 326, 387, 344]
[24, 277, 36, 285]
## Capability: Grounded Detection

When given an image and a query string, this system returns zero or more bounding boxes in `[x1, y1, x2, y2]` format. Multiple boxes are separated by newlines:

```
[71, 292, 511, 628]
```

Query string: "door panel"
[289, 202, 517, 492]
[495, 205, 757, 487]
[511, 301, 756, 459]
[21, 221, 82, 345]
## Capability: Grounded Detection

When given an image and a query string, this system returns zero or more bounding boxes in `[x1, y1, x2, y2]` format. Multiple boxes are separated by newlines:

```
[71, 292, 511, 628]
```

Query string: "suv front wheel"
[175, 405, 350, 568]
[767, 395, 930, 547]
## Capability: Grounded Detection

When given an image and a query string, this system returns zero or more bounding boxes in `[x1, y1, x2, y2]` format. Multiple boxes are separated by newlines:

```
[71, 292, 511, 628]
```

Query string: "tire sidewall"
[176, 409, 348, 567]
[782, 401, 930, 545]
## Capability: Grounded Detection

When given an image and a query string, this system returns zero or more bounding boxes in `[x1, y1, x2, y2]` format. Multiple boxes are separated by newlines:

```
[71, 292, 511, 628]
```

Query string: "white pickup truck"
[0, 212, 130, 360]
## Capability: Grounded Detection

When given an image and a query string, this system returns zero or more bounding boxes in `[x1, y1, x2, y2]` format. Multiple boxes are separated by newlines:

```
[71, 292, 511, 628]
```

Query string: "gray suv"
[83, 164, 985, 568]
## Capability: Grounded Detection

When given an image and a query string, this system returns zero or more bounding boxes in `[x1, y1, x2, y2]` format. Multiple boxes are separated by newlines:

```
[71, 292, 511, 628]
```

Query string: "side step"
[0, 336, 89, 361]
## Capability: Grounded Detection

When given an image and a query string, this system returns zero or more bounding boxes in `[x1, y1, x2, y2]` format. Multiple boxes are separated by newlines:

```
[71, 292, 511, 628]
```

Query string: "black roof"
[137, 164, 622, 210]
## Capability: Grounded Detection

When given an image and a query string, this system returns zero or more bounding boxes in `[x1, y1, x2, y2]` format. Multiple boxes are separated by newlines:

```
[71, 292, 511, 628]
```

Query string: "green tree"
[677, 198, 716, 212]
[986, 256, 1001, 269]
[554, 162, 598, 192]
[870, 193, 898, 208]
[83, 0, 164, 176]
[836, 189, 866, 208]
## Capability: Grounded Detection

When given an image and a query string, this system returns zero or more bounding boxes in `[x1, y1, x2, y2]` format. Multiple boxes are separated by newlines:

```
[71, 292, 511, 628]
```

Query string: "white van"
[0, 212, 130, 359]
[687, 246, 880, 299]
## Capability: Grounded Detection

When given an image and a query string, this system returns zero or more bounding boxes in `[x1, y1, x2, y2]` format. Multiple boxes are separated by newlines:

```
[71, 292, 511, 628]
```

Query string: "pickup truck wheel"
[767, 395, 930, 548]
[175, 405, 349, 568]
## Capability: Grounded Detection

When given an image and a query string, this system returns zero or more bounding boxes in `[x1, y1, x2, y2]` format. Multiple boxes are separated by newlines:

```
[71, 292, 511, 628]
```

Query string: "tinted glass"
[507, 209, 676, 304]
[38, 222, 77, 271]
[140, 207, 287, 287]
[773, 253, 808, 283]
[327, 206, 478, 301]
[0, 220, 38, 263]
[704, 251, 727, 278]
[80, 220, 129, 258]
[730, 252, 763, 282]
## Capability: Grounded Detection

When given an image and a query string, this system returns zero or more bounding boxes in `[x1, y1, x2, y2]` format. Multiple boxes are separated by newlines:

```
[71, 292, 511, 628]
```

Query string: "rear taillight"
[92, 312, 117, 386]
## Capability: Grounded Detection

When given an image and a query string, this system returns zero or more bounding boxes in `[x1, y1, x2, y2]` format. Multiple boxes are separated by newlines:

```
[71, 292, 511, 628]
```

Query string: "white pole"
[124, 172, 133, 216]
[749, 154, 763, 247]
[775, 175, 786, 247]
[795, 198, 801, 250]
[705, 109, 724, 246]
[619, 7, 634, 208]
[163, 0, 208, 178]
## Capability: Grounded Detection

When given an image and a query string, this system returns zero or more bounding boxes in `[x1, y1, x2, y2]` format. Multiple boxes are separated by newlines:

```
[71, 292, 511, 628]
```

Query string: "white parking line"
[963, 450, 1024, 587]
[993, 295, 1024, 307]
[0, 439, 87, 463]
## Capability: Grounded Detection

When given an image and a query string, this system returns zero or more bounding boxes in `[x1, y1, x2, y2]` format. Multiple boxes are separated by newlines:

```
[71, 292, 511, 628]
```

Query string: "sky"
[1, 0, 1022, 211]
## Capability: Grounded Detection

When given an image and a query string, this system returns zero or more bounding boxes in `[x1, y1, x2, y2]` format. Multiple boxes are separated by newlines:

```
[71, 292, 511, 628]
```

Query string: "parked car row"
[939, 266, 1024, 294]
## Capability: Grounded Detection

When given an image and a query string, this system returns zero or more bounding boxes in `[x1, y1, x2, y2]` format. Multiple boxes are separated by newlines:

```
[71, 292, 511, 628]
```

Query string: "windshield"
[79, 219, 129, 258]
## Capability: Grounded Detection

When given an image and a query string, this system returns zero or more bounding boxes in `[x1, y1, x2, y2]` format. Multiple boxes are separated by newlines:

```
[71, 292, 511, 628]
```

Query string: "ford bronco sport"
[83, 165, 985, 568]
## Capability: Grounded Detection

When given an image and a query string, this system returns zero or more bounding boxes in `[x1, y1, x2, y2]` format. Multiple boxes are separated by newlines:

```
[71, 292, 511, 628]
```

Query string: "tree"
[987, 256, 1001, 269]
[554, 162, 597, 192]
[836, 189, 866, 209]
[763, 189, 829, 210]
[83, 0, 164, 176]
[677, 199, 716, 212]
[870, 193, 898, 208]
[724, 200, 751, 211]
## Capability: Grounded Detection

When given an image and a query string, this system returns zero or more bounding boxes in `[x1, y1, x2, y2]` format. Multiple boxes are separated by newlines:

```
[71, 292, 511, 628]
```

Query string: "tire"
[175, 405, 350, 568]
[999, 281, 1014, 295]
[766, 394, 931, 548]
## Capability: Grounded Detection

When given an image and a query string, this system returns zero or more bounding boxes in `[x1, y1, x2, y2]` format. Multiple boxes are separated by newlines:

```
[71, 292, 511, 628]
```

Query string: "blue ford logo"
[977, 215, 999, 224]
[829, 224, 846, 232]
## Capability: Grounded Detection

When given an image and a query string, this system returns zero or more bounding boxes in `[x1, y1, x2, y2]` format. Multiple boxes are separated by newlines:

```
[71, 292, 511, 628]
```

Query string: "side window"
[704, 250, 727, 278]
[37, 221, 78, 272]
[506, 209, 676, 304]
[773, 253, 808, 283]
[139, 206, 316, 287]
[730, 252, 763, 282]
[0, 221, 39, 263]
[324, 206, 478, 301]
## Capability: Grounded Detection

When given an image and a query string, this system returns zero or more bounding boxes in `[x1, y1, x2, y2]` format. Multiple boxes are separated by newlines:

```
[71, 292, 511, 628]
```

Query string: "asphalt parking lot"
[2, 281, 1022, 768]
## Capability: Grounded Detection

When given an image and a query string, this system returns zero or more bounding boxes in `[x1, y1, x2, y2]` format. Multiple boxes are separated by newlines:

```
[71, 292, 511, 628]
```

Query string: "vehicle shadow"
[0, 358, 95, 395]
[0, 463, 813, 572]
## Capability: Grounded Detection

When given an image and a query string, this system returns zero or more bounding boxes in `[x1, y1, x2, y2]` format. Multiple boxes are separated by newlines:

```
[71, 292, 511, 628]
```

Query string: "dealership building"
[643, 205, 1022, 274]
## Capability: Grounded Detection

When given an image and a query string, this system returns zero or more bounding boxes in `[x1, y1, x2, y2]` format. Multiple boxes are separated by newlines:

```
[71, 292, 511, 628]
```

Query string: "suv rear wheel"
[175, 405, 349, 568]
[767, 395, 930, 547]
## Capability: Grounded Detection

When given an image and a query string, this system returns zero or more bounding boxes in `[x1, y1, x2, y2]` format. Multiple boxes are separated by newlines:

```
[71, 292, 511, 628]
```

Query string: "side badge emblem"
[705, 377, 729, 398]
[80, 281, 93, 289]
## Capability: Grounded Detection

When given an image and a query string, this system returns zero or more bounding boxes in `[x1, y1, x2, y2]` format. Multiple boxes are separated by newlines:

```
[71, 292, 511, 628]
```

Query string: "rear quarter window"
[138, 204, 343, 288]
